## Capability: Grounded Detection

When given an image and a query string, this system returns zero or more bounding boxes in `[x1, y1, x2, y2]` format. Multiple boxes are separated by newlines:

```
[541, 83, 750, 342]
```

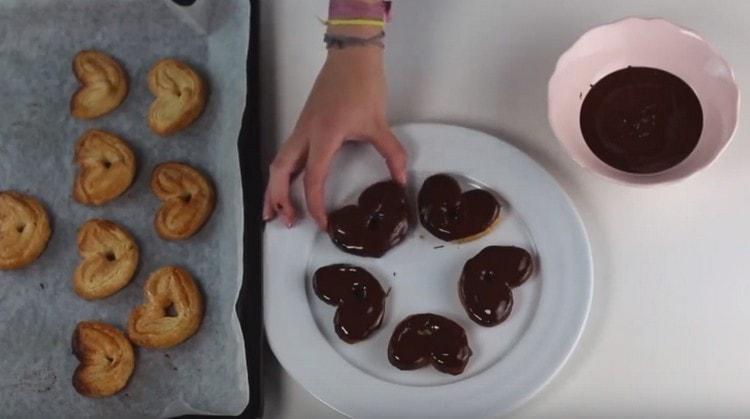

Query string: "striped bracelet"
[323, 31, 385, 50]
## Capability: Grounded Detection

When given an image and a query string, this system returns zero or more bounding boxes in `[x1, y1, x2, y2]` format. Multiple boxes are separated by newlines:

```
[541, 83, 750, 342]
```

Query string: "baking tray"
[0, 0, 261, 417]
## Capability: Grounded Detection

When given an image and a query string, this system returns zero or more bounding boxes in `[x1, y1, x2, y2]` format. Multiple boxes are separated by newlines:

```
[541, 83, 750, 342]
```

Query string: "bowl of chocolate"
[548, 18, 739, 184]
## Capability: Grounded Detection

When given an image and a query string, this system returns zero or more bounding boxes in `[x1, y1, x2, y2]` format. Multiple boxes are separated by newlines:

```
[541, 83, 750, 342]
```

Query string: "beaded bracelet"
[323, 31, 385, 50]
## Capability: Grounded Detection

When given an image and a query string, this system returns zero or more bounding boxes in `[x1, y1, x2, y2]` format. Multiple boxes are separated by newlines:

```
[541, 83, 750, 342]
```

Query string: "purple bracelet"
[329, 0, 392, 22]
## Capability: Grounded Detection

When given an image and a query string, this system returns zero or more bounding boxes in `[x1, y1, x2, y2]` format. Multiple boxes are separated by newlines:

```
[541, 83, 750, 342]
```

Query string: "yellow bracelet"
[324, 18, 386, 28]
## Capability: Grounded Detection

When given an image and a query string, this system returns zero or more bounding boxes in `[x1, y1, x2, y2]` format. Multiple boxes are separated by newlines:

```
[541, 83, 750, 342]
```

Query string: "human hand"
[264, 31, 407, 230]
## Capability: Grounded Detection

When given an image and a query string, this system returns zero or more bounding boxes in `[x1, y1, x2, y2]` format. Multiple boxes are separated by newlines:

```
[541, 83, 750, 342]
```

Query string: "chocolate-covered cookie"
[313, 264, 386, 343]
[459, 246, 533, 327]
[418, 174, 500, 242]
[327, 181, 409, 258]
[388, 313, 472, 375]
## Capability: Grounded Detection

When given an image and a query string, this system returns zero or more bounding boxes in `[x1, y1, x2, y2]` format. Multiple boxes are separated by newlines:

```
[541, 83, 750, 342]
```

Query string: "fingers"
[304, 136, 339, 230]
[264, 136, 307, 227]
[372, 129, 408, 185]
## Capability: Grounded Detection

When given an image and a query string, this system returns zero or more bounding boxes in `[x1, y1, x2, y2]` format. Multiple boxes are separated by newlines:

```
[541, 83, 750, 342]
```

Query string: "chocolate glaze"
[388, 313, 472, 375]
[313, 264, 386, 343]
[327, 181, 410, 258]
[580, 66, 703, 174]
[459, 246, 533, 327]
[418, 174, 500, 242]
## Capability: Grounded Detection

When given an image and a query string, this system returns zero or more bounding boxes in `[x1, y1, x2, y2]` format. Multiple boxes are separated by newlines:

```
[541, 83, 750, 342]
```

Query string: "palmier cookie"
[72, 321, 135, 398]
[127, 266, 204, 349]
[418, 174, 500, 243]
[147, 59, 207, 136]
[0, 191, 52, 270]
[71, 50, 128, 119]
[151, 162, 214, 240]
[73, 129, 136, 205]
[73, 219, 139, 300]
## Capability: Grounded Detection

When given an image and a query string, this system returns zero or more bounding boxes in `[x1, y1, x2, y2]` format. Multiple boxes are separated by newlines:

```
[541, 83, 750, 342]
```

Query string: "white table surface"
[258, 1, 750, 417]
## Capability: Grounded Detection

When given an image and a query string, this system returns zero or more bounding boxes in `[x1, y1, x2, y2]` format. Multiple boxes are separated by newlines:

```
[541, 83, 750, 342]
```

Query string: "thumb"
[372, 129, 408, 185]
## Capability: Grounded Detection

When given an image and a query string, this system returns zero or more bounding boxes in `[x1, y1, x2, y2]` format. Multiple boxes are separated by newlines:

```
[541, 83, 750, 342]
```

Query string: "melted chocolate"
[459, 246, 533, 327]
[580, 67, 703, 173]
[388, 313, 472, 375]
[313, 264, 386, 343]
[418, 174, 500, 242]
[328, 181, 410, 258]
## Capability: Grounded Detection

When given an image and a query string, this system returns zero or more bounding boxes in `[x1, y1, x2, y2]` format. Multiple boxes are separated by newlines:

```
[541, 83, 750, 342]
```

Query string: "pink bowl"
[548, 18, 740, 185]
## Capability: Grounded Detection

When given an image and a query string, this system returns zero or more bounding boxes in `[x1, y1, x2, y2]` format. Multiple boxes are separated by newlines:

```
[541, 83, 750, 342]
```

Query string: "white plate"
[264, 123, 593, 418]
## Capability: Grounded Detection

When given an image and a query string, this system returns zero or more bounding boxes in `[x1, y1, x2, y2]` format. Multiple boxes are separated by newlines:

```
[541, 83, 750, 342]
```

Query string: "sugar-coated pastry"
[72, 321, 135, 398]
[147, 59, 207, 135]
[418, 174, 500, 243]
[71, 50, 128, 119]
[0, 191, 52, 270]
[151, 162, 215, 240]
[73, 129, 136, 206]
[73, 219, 139, 300]
[127, 266, 204, 349]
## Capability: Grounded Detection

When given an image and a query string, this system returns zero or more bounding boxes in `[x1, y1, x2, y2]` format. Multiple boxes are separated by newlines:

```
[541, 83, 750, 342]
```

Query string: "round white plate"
[264, 123, 593, 418]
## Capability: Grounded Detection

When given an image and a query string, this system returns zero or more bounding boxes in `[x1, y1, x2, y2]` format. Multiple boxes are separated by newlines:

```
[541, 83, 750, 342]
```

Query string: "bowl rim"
[547, 16, 741, 186]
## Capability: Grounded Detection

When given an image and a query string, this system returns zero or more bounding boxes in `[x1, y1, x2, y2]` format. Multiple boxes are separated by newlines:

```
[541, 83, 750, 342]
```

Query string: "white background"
[259, 1, 750, 417]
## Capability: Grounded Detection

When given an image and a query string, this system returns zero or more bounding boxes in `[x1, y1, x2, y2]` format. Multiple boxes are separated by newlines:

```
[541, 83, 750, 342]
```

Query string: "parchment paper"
[0, 1, 250, 417]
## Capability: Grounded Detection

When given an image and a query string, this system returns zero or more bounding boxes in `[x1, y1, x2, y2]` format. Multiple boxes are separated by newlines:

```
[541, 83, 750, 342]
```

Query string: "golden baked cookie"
[73, 219, 139, 300]
[151, 162, 214, 240]
[72, 321, 135, 398]
[0, 191, 52, 270]
[71, 50, 128, 119]
[127, 266, 204, 349]
[73, 129, 136, 206]
[147, 59, 207, 136]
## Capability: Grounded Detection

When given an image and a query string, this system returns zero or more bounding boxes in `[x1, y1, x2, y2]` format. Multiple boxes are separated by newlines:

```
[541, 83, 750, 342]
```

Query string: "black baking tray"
[235, 0, 264, 416]
[183, 0, 263, 417]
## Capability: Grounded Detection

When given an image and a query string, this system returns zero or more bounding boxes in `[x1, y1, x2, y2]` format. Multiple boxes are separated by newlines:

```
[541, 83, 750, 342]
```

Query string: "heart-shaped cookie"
[151, 162, 215, 240]
[72, 321, 134, 398]
[70, 50, 128, 119]
[388, 313, 472, 375]
[73, 129, 136, 205]
[313, 264, 386, 343]
[459, 246, 533, 327]
[418, 174, 500, 242]
[127, 266, 204, 349]
[0, 191, 51, 270]
[327, 181, 410, 258]
[147, 59, 207, 136]
[73, 219, 139, 300]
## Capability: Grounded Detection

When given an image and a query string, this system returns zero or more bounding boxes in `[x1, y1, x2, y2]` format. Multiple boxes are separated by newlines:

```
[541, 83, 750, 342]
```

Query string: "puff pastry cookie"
[71, 50, 128, 119]
[73, 129, 136, 206]
[151, 162, 214, 240]
[147, 59, 207, 136]
[72, 321, 135, 398]
[127, 266, 204, 349]
[73, 219, 139, 300]
[0, 191, 52, 270]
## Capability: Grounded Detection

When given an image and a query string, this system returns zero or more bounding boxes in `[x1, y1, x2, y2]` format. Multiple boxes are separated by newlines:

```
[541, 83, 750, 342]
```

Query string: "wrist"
[326, 43, 383, 66]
